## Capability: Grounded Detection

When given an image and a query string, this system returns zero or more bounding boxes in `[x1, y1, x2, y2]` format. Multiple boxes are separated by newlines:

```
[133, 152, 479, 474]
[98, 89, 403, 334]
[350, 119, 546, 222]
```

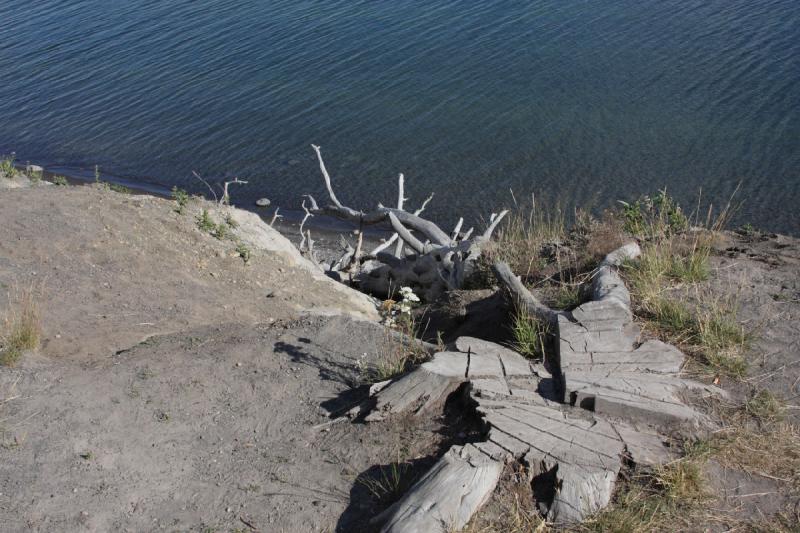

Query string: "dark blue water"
[1, 1, 799, 233]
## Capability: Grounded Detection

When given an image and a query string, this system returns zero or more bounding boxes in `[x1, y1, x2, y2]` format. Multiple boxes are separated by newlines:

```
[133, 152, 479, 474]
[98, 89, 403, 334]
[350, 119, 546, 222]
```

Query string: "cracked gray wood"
[358, 242, 726, 528]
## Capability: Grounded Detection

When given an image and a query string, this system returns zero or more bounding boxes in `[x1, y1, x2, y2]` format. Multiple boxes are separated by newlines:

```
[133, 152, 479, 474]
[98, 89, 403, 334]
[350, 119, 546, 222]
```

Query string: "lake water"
[1, 0, 798, 233]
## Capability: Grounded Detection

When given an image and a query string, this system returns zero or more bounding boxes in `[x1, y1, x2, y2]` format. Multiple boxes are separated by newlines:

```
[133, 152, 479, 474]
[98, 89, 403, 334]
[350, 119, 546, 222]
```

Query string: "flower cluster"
[380, 286, 420, 327]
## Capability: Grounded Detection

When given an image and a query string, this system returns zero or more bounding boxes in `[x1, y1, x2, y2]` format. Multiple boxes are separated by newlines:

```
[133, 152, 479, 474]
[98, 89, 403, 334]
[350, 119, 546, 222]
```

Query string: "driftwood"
[358, 243, 728, 530]
[373, 443, 506, 532]
[305, 145, 508, 300]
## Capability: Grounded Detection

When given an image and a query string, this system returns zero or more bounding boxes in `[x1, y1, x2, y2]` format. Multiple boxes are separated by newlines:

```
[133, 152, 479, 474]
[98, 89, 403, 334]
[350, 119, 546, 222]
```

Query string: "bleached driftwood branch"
[220, 177, 248, 205]
[492, 261, 560, 328]
[305, 145, 508, 300]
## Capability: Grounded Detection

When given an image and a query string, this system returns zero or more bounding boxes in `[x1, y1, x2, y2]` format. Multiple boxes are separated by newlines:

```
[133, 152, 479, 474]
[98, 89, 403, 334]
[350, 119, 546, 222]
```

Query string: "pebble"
[255, 198, 271, 207]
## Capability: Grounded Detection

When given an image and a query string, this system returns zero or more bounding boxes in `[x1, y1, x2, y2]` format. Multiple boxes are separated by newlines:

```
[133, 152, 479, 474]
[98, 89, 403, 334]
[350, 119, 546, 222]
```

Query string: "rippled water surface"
[1, 1, 798, 232]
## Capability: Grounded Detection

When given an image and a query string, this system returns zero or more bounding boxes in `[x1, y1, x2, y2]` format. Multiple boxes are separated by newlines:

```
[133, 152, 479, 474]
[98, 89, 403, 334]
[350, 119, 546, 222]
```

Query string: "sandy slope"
[0, 185, 451, 532]
[0, 185, 377, 361]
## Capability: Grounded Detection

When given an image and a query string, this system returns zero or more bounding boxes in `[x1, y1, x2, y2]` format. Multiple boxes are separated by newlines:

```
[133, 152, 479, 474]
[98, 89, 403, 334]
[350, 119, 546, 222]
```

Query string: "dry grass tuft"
[1, 284, 42, 366]
[708, 423, 800, 488]
[361, 314, 431, 383]
[486, 194, 566, 278]
[629, 288, 749, 378]
[744, 389, 786, 423]
[691, 392, 799, 491]
[580, 459, 711, 533]
[357, 459, 418, 507]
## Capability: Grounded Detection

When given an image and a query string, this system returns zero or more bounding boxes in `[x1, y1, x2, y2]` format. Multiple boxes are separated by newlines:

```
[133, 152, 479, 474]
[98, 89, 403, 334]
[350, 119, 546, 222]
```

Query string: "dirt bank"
[0, 184, 443, 532]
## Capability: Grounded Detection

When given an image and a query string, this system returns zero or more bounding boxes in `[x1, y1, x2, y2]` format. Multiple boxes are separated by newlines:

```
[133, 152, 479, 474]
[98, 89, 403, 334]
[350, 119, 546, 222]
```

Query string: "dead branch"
[309, 145, 450, 245]
[191, 171, 218, 203]
[492, 261, 559, 327]
[371, 192, 434, 256]
[481, 210, 509, 240]
[270, 207, 283, 227]
[220, 177, 248, 205]
[305, 145, 510, 300]
[299, 199, 313, 253]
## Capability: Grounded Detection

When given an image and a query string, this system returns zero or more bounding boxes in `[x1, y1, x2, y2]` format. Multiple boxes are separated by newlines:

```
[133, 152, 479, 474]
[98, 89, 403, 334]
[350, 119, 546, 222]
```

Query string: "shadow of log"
[273, 340, 360, 388]
[334, 383, 488, 532]
[418, 289, 512, 345]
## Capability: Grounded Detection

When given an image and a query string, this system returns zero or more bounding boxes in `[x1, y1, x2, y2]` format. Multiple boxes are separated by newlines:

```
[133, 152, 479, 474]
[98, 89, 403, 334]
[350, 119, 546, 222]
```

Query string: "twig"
[393, 173, 406, 257]
[481, 210, 509, 240]
[191, 171, 218, 203]
[270, 207, 282, 227]
[239, 516, 259, 531]
[311, 144, 343, 208]
[451, 217, 464, 241]
[299, 199, 313, 252]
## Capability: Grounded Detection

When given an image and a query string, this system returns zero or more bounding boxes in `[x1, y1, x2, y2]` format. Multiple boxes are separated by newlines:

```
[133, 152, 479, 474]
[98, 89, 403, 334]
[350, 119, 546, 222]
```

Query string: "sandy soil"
[0, 185, 456, 532]
[0, 316, 460, 532]
[710, 230, 800, 411]
[0, 185, 376, 361]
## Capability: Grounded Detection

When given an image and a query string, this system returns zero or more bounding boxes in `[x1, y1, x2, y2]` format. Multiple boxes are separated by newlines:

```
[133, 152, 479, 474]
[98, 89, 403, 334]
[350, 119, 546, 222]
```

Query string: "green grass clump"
[618, 189, 689, 239]
[620, 196, 748, 378]
[52, 175, 68, 186]
[0, 154, 17, 177]
[488, 194, 566, 278]
[358, 460, 417, 507]
[171, 186, 190, 214]
[196, 209, 217, 233]
[744, 390, 785, 423]
[581, 459, 709, 533]
[645, 297, 695, 336]
[211, 223, 228, 240]
[236, 243, 251, 264]
[636, 294, 748, 377]
[195, 208, 231, 240]
[108, 183, 131, 194]
[224, 213, 238, 229]
[625, 241, 710, 303]
[510, 306, 547, 360]
[549, 283, 583, 310]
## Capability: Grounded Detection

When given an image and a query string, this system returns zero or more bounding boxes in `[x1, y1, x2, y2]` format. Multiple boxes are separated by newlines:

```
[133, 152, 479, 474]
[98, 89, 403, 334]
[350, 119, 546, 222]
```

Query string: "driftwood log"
[304, 145, 508, 301]
[356, 243, 727, 531]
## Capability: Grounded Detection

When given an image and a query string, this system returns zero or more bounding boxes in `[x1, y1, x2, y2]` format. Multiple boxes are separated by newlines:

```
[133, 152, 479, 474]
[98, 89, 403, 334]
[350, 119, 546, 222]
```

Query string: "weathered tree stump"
[356, 243, 727, 529]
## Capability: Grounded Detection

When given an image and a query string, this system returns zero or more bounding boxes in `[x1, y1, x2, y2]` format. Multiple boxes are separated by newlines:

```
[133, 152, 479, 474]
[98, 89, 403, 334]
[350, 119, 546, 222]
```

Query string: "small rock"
[256, 198, 271, 207]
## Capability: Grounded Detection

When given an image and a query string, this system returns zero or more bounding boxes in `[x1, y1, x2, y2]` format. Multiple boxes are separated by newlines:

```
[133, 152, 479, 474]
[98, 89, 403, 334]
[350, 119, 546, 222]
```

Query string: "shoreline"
[8, 153, 797, 241]
[9, 159, 391, 263]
